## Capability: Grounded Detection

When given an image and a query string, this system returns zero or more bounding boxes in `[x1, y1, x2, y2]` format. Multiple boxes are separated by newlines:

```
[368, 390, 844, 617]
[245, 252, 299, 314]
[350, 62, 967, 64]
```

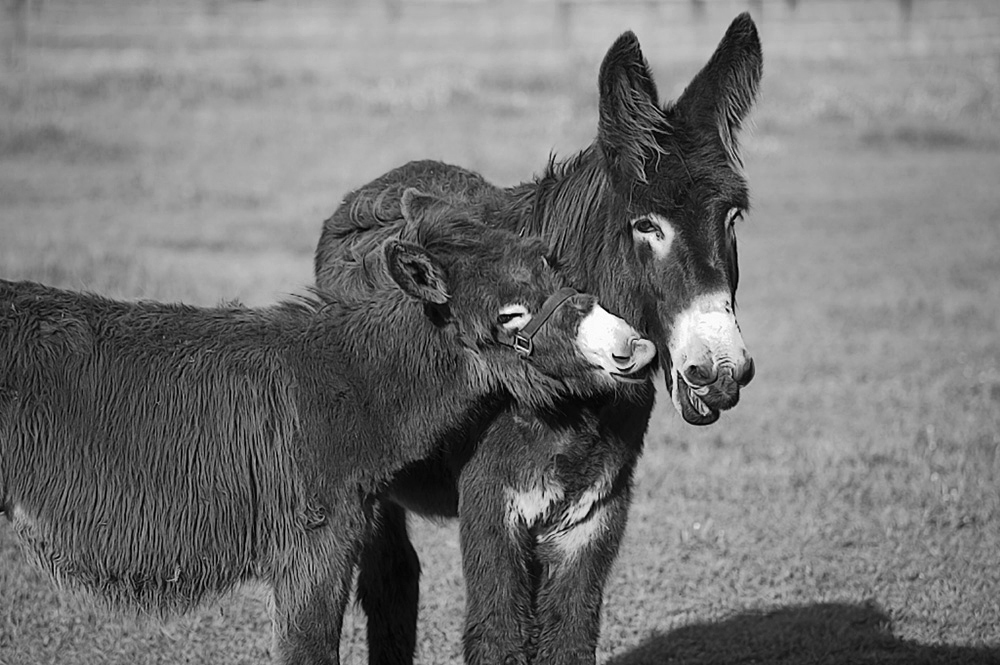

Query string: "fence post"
[556, 0, 572, 47]
[899, 0, 914, 42]
[4, 0, 29, 68]
[384, 0, 401, 24]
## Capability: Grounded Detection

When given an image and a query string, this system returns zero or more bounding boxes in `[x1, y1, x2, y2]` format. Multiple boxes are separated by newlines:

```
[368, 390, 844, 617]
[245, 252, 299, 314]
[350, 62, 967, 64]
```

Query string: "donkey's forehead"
[486, 236, 549, 268]
[502, 251, 556, 289]
[451, 241, 553, 288]
[506, 262, 535, 284]
[639, 149, 749, 218]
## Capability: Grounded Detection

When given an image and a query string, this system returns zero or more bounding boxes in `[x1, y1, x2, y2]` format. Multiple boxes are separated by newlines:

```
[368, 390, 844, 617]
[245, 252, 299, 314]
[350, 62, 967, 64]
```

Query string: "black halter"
[497, 287, 579, 357]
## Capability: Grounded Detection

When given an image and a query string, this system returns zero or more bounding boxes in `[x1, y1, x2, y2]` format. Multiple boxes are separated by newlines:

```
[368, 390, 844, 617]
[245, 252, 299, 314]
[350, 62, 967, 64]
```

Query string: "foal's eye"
[497, 305, 531, 331]
[726, 208, 744, 227]
[497, 313, 519, 325]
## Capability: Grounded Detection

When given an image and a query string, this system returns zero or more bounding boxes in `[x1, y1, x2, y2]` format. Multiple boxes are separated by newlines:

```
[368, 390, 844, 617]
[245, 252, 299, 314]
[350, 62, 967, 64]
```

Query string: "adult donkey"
[316, 14, 761, 665]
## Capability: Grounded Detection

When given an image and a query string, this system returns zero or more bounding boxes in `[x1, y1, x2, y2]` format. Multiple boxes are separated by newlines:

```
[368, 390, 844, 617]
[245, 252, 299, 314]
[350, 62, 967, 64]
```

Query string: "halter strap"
[498, 287, 579, 357]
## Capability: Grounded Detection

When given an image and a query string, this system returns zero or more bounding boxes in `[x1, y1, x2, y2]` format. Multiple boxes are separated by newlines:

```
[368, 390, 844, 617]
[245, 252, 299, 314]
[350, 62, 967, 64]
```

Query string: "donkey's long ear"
[384, 239, 450, 305]
[675, 13, 762, 165]
[597, 31, 665, 184]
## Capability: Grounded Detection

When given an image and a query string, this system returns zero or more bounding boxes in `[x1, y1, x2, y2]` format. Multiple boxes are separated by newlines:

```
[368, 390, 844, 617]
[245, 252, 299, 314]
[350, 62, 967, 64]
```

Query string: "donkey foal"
[0, 210, 654, 664]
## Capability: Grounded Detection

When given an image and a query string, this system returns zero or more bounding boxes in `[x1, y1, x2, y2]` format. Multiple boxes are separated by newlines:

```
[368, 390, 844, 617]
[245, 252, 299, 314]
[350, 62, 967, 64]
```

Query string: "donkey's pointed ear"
[400, 188, 451, 239]
[597, 31, 665, 184]
[384, 239, 450, 305]
[675, 13, 763, 164]
[400, 188, 444, 224]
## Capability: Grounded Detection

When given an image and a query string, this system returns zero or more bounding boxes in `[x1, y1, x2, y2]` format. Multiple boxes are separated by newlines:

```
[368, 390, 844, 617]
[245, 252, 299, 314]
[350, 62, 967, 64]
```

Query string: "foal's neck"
[332, 293, 504, 474]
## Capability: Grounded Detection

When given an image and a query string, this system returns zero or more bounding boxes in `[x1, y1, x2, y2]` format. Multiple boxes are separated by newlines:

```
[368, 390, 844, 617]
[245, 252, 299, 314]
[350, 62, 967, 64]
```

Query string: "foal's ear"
[597, 30, 664, 185]
[674, 13, 763, 164]
[400, 187, 443, 222]
[384, 239, 450, 305]
[400, 187, 451, 240]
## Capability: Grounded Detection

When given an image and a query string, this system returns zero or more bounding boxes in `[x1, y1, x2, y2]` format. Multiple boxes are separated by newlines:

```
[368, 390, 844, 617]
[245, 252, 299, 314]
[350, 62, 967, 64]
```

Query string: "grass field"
[2, 2, 1000, 664]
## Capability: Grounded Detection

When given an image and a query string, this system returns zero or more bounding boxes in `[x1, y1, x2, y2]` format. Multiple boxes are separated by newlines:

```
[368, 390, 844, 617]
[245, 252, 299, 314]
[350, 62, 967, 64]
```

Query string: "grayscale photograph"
[1, 1, 998, 663]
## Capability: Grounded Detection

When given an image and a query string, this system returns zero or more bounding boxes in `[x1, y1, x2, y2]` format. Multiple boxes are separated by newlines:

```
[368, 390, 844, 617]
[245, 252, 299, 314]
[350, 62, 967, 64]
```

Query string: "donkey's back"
[0, 279, 319, 614]
[315, 160, 505, 293]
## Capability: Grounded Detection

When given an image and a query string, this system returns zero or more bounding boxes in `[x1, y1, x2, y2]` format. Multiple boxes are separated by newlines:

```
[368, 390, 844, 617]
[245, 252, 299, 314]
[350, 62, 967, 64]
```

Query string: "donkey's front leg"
[532, 486, 633, 665]
[356, 500, 420, 665]
[458, 449, 536, 665]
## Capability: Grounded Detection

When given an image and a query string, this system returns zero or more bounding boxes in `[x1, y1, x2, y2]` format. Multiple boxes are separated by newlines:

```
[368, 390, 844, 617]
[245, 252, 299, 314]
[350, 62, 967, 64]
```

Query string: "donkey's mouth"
[672, 374, 720, 425]
[612, 368, 650, 385]
[611, 361, 653, 385]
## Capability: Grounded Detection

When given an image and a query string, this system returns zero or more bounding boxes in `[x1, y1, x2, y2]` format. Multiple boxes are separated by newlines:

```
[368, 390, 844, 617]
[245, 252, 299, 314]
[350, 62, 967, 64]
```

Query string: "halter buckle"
[499, 286, 577, 358]
[512, 333, 533, 356]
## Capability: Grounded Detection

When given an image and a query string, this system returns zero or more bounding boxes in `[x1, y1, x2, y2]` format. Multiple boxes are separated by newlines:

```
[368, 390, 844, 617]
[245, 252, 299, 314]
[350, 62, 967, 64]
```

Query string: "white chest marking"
[506, 482, 564, 530]
[544, 504, 610, 562]
[542, 482, 612, 561]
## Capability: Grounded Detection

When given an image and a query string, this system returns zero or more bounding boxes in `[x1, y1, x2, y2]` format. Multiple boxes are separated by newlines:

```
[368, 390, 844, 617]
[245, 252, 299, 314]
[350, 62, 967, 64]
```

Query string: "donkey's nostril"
[629, 339, 656, 371]
[735, 356, 755, 387]
[683, 363, 717, 387]
[613, 338, 655, 373]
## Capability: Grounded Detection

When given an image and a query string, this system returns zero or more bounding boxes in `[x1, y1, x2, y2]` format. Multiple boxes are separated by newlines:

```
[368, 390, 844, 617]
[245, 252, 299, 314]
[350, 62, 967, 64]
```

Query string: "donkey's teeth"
[687, 385, 711, 416]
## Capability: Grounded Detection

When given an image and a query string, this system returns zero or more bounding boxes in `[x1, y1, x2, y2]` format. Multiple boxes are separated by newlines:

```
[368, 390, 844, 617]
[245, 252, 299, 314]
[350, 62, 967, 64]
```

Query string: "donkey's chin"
[611, 364, 653, 385]
[670, 373, 720, 426]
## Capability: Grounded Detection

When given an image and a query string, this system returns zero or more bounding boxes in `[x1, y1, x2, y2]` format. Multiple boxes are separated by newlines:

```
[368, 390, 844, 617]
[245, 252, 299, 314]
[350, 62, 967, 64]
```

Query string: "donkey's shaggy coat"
[0, 212, 649, 664]
[315, 15, 762, 665]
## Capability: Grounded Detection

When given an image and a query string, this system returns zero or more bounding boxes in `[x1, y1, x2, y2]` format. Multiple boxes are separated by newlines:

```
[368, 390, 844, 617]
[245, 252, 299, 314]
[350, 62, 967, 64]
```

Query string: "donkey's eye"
[630, 213, 674, 259]
[497, 305, 531, 331]
[632, 218, 658, 234]
[726, 208, 744, 226]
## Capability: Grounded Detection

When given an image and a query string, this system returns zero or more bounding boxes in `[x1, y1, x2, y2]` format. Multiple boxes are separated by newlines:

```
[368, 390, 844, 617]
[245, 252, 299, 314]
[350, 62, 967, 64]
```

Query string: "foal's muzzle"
[611, 338, 657, 383]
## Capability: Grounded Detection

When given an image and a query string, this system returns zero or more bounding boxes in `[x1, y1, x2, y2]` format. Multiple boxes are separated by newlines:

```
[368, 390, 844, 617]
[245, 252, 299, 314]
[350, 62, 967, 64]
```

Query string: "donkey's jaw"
[670, 370, 721, 425]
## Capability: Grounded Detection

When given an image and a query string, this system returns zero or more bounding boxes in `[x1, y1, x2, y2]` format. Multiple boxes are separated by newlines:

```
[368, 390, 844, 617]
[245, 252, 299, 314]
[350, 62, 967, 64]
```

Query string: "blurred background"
[1, 1, 999, 663]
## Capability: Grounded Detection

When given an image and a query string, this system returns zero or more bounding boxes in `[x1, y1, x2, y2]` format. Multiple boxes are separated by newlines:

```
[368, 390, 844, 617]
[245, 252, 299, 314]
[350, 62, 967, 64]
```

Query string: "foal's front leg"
[458, 444, 536, 665]
[532, 485, 633, 665]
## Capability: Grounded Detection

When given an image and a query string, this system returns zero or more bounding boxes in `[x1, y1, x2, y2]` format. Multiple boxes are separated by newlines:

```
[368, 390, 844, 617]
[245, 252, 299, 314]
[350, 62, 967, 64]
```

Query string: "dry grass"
[1, 1, 999, 663]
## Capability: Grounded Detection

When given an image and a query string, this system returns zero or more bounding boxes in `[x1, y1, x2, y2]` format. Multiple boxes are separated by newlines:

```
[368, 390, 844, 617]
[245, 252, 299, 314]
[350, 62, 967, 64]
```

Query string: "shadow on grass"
[608, 602, 1000, 665]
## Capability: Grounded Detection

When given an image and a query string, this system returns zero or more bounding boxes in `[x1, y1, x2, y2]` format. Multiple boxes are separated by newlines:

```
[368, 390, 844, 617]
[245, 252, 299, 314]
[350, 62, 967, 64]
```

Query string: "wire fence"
[3, 0, 1000, 69]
